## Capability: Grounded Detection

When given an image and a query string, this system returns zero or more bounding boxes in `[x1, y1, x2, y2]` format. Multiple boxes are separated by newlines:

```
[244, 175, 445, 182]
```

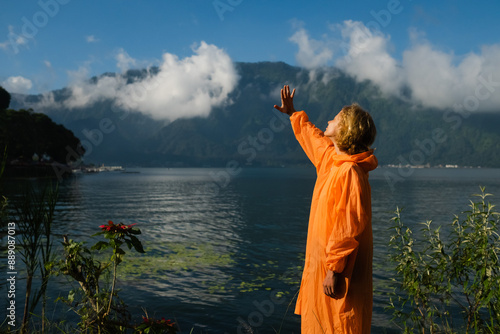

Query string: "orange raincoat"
[291, 111, 378, 333]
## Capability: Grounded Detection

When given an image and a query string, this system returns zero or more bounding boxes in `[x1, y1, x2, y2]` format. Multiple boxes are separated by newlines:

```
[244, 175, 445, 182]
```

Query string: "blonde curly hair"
[332, 103, 377, 155]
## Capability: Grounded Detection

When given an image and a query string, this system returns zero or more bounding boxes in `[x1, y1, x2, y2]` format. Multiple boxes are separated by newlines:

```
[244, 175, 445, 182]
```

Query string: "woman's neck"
[329, 137, 348, 155]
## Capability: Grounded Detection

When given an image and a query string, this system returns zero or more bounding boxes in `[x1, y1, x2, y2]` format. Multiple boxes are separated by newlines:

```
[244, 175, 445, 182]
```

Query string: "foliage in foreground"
[57, 220, 178, 333]
[388, 187, 500, 333]
[15, 183, 58, 332]
[1, 214, 178, 333]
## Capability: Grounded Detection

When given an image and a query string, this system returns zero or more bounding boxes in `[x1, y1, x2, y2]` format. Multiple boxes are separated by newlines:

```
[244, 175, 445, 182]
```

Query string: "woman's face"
[324, 110, 343, 138]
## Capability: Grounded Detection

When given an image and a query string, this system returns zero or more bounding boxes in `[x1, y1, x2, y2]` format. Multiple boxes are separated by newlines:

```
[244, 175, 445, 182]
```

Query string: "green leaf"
[128, 227, 142, 235]
[91, 241, 110, 251]
[115, 247, 126, 255]
[129, 235, 145, 253]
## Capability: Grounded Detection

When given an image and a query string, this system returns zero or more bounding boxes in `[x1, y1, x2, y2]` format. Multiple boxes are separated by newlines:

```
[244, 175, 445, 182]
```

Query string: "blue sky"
[1, 0, 500, 117]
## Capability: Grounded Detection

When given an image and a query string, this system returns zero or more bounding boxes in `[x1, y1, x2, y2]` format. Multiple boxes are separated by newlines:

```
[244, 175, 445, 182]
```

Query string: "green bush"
[58, 221, 144, 333]
[389, 187, 500, 333]
[57, 221, 179, 333]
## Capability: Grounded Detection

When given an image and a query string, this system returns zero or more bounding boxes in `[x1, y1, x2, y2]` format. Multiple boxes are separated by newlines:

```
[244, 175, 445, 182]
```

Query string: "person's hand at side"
[323, 270, 341, 299]
[274, 85, 296, 116]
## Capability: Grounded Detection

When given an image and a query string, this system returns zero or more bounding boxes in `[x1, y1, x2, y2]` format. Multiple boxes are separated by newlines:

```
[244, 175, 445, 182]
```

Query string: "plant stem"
[21, 274, 33, 334]
[107, 257, 118, 316]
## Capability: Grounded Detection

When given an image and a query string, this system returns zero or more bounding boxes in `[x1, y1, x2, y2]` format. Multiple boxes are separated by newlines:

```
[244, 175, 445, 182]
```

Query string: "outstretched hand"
[274, 85, 296, 116]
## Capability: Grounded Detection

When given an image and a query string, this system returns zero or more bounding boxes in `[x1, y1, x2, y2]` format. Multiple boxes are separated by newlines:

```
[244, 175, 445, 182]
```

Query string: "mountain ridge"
[10, 61, 500, 168]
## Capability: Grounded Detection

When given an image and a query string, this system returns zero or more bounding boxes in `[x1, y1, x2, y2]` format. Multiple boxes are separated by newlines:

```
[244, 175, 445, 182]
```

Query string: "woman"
[274, 85, 377, 333]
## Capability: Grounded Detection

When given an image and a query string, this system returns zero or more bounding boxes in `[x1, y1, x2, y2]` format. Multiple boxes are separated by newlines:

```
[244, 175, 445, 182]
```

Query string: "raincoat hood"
[332, 149, 378, 172]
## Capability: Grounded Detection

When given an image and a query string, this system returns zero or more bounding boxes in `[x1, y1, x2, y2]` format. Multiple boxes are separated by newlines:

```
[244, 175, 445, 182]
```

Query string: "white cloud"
[335, 20, 404, 96]
[0, 40, 9, 51]
[85, 35, 99, 43]
[30, 91, 57, 109]
[289, 28, 334, 69]
[401, 43, 500, 111]
[33, 42, 239, 121]
[115, 48, 138, 73]
[290, 28, 333, 69]
[0, 26, 29, 54]
[64, 70, 124, 109]
[291, 21, 500, 112]
[2, 76, 33, 94]
[114, 41, 239, 120]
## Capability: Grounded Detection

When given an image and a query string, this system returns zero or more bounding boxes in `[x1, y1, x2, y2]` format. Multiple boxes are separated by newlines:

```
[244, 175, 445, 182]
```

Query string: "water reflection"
[1, 167, 499, 333]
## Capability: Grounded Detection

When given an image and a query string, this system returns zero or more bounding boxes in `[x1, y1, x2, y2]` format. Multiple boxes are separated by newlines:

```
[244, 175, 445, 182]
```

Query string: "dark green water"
[2, 167, 500, 333]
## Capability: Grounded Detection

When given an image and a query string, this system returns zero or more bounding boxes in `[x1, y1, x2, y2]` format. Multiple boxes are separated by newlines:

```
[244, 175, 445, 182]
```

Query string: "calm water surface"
[2, 167, 500, 333]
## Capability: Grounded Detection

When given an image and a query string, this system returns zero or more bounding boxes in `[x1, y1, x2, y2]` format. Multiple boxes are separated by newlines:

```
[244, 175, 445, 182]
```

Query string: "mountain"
[10, 62, 500, 168]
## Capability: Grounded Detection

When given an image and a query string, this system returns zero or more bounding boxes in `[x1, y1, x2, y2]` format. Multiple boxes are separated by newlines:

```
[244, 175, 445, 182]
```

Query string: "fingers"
[282, 85, 294, 99]
[329, 289, 340, 299]
[285, 85, 292, 98]
[274, 85, 295, 115]
[323, 286, 337, 299]
[323, 273, 341, 299]
[323, 280, 331, 296]
[323, 288, 339, 299]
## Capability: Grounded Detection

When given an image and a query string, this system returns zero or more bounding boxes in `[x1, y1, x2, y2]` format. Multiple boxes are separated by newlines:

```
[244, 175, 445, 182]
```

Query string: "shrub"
[57, 221, 179, 333]
[388, 187, 500, 333]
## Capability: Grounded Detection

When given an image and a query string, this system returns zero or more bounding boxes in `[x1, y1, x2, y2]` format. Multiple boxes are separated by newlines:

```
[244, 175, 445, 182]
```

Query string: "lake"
[2, 166, 500, 333]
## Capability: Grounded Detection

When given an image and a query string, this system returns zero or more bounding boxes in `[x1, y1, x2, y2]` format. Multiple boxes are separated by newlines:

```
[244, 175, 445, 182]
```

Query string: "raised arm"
[273, 85, 333, 168]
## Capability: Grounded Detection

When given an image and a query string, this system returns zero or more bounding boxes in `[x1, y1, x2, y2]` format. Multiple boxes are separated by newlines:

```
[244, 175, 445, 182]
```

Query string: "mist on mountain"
[10, 62, 500, 168]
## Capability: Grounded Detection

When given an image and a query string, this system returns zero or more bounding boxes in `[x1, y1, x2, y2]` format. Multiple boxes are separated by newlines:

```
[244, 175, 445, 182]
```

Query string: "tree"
[0, 109, 84, 164]
[0, 86, 11, 110]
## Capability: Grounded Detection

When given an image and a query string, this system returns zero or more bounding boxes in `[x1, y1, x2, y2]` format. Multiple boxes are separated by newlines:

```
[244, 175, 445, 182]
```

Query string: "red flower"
[122, 223, 137, 230]
[99, 220, 136, 233]
[98, 220, 114, 231]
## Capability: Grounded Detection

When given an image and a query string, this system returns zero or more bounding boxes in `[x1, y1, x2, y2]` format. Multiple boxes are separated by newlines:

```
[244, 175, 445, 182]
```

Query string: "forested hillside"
[10, 62, 500, 168]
